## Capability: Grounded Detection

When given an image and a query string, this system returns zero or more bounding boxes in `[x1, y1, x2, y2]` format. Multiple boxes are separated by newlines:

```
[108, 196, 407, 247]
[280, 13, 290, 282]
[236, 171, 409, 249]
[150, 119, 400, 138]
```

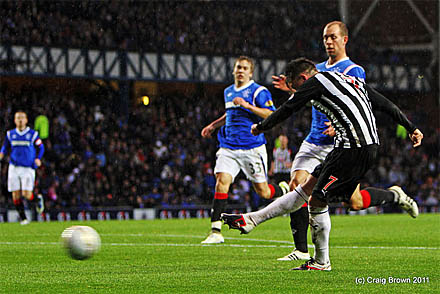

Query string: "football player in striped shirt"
[200, 56, 289, 244]
[222, 58, 423, 271]
[0, 111, 45, 225]
[273, 21, 367, 262]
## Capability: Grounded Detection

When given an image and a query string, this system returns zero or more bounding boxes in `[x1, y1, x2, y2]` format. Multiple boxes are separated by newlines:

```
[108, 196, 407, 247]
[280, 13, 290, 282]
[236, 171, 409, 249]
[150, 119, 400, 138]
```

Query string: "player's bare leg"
[349, 184, 418, 217]
[253, 181, 289, 200]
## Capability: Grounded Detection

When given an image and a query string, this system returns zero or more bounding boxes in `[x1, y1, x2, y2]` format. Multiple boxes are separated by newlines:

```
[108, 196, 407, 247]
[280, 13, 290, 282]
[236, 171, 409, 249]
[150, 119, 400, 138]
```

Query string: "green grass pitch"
[0, 214, 438, 293]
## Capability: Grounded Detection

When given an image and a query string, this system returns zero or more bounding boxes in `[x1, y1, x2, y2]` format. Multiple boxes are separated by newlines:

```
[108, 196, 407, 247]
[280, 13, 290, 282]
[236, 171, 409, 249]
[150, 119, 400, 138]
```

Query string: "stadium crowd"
[0, 84, 438, 212]
[0, 1, 438, 212]
[1, 0, 407, 65]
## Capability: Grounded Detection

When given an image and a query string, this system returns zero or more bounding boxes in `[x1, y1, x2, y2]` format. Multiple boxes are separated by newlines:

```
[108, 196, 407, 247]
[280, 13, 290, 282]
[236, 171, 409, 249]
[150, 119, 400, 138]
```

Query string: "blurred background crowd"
[0, 0, 427, 65]
[0, 84, 438, 211]
[0, 0, 438, 212]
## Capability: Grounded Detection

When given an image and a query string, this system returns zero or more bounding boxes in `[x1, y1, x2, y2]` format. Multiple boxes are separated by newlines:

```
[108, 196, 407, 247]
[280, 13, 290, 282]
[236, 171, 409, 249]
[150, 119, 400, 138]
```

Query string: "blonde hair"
[324, 21, 348, 37]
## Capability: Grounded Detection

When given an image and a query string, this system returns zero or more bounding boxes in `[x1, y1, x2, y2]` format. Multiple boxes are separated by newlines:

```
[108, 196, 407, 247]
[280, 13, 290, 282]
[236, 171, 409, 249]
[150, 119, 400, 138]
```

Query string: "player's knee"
[349, 202, 363, 211]
[289, 178, 301, 191]
[215, 175, 231, 192]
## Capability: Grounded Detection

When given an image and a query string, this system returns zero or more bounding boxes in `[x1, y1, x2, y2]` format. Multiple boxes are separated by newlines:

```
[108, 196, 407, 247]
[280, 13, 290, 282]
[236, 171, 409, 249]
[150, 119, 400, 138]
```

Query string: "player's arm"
[34, 137, 44, 167]
[366, 84, 423, 147]
[252, 78, 322, 135]
[232, 97, 273, 119]
[201, 113, 226, 138]
[0, 134, 11, 160]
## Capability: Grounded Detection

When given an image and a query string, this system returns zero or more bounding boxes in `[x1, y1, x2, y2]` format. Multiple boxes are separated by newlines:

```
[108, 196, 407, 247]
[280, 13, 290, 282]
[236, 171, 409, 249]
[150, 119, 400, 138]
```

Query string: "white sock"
[211, 221, 222, 232]
[309, 206, 331, 265]
[248, 185, 308, 225]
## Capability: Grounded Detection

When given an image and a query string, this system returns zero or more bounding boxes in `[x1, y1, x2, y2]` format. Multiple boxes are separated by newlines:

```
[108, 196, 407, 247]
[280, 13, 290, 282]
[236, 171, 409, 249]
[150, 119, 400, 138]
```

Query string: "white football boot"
[388, 186, 419, 218]
[277, 249, 311, 261]
[201, 232, 224, 244]
[221, 213, 256, 234]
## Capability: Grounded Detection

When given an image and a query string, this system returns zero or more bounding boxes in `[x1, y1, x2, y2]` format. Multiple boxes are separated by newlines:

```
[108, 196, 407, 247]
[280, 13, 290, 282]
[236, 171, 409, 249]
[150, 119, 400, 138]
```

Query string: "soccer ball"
[61, 226, 101, 260]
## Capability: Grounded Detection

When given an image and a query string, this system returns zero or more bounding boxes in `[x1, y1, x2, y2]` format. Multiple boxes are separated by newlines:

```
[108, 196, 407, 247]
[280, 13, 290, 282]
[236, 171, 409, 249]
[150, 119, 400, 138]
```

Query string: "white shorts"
[291, 141, 333, 175]
[214, 145, 268, 183]
[8, 164, 36, 192]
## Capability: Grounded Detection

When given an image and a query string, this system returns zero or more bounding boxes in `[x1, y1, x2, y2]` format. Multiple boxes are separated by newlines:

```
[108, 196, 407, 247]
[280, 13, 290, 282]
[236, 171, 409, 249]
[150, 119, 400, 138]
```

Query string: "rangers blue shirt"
[218, 80, 276, 149]
[1, 127, 44, 169]
[305, 57, 366, 145]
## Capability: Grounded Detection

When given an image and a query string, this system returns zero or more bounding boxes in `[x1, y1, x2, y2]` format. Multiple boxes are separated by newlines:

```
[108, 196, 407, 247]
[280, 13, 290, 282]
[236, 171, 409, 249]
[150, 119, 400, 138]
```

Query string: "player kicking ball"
[221, 58, 422, 271]
[0, 111, 45, 225]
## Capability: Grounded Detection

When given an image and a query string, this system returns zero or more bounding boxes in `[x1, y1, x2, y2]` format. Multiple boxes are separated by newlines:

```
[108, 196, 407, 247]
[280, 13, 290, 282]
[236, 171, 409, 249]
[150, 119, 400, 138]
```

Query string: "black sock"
[289, 206, 309, 253]
[13, 199, 27, 221]
[363, 187, 395, 207]
[270, 183, 288, 198]
[211, 198, 227, 223]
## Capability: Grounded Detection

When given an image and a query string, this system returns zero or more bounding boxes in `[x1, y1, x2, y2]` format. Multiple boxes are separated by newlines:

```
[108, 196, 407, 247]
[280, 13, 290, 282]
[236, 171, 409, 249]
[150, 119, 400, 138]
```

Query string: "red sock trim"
[360, 190, 371, 209]
[301, 202, 308, 207]
[214, 192, 228, 200]
[13, 198, 21, 206]
[268, 184, 275, 199]
[29, 193, 34, 201]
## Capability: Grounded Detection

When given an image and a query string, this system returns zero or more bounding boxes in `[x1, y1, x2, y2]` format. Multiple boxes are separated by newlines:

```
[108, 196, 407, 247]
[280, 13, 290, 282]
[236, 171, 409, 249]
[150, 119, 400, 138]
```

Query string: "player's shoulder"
[224, 84, 235, 94]
[342, 59, 365, 78]
[315, 61, 327, 71]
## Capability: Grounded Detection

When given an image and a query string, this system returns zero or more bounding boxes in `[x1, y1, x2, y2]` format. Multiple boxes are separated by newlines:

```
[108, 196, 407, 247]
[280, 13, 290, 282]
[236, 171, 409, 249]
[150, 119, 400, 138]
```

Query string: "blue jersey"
[218, 80, 276, 149]
[0, 127, 44, 169]
[305, 58, 366, 145]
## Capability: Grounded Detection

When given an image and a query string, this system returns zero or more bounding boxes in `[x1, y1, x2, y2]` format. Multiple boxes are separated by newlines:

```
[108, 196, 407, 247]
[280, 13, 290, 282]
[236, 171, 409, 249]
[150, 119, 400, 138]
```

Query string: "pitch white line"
[0, 241, 438, 250]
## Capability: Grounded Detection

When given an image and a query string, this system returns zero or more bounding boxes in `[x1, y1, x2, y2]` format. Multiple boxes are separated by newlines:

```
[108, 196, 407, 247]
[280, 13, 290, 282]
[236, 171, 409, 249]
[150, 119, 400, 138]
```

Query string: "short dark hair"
[235, 56, 254, 73]
[285, 58, 316, 83]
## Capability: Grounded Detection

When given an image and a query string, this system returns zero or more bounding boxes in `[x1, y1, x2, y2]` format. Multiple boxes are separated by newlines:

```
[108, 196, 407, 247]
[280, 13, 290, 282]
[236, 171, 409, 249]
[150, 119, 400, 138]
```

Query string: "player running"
[0, 111, 45, 225]
[200, 56, 289, 244]
[222, 58, 422, 270]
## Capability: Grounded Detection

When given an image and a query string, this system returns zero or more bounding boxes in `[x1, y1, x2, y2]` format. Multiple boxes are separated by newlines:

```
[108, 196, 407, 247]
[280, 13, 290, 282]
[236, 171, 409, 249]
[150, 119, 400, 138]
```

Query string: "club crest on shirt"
[242, 89, 251, 98]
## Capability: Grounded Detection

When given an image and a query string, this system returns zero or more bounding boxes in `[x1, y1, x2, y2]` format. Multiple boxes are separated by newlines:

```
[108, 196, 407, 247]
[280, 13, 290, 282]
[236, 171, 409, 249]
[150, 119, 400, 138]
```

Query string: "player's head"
[14, 111, 28, 130]
[323, 21, 348, 60]
[233, 56, 254, 87]
[278, 134, 288, 148]
[285, 58, 317, 89]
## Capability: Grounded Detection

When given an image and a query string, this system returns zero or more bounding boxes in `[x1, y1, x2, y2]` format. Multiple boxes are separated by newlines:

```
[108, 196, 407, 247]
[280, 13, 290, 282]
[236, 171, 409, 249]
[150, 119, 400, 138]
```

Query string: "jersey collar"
[325, 57, 350, 69]
[16, 127, 30, 136]
[234, 80, 254, 92]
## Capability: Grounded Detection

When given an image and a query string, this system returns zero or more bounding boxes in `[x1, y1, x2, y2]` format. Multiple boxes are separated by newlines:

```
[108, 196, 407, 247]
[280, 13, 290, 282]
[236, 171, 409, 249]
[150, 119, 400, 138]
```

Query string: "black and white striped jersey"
[258, 71, 417, 149]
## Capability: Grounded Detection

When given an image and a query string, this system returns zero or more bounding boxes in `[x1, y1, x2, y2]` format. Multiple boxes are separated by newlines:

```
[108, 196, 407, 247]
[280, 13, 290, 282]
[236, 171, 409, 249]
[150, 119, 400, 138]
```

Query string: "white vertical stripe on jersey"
[315, 73, 375, 146]
[252, 86, 267, 106]
[31, 131, 39, 144]
[317, 96, 361, 148]
[331, 72, 379, 145]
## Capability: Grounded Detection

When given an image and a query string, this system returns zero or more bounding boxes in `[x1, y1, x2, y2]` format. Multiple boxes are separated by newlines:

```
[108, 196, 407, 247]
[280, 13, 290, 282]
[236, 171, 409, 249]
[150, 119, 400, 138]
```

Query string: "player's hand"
[251, 124, 263, 136]
[322, 121, 336, 137]
[409, 129, 423, 147]
[201, 125, 215, 138]
[34, 158, 41, 167]
[272, 75, 296, 93]
[233, 97, 249, 108]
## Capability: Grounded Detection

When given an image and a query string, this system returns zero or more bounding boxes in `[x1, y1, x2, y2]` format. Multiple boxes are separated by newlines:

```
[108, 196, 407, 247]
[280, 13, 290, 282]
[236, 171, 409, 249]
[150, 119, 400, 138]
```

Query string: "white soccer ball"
[61, 226, 101, 260]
